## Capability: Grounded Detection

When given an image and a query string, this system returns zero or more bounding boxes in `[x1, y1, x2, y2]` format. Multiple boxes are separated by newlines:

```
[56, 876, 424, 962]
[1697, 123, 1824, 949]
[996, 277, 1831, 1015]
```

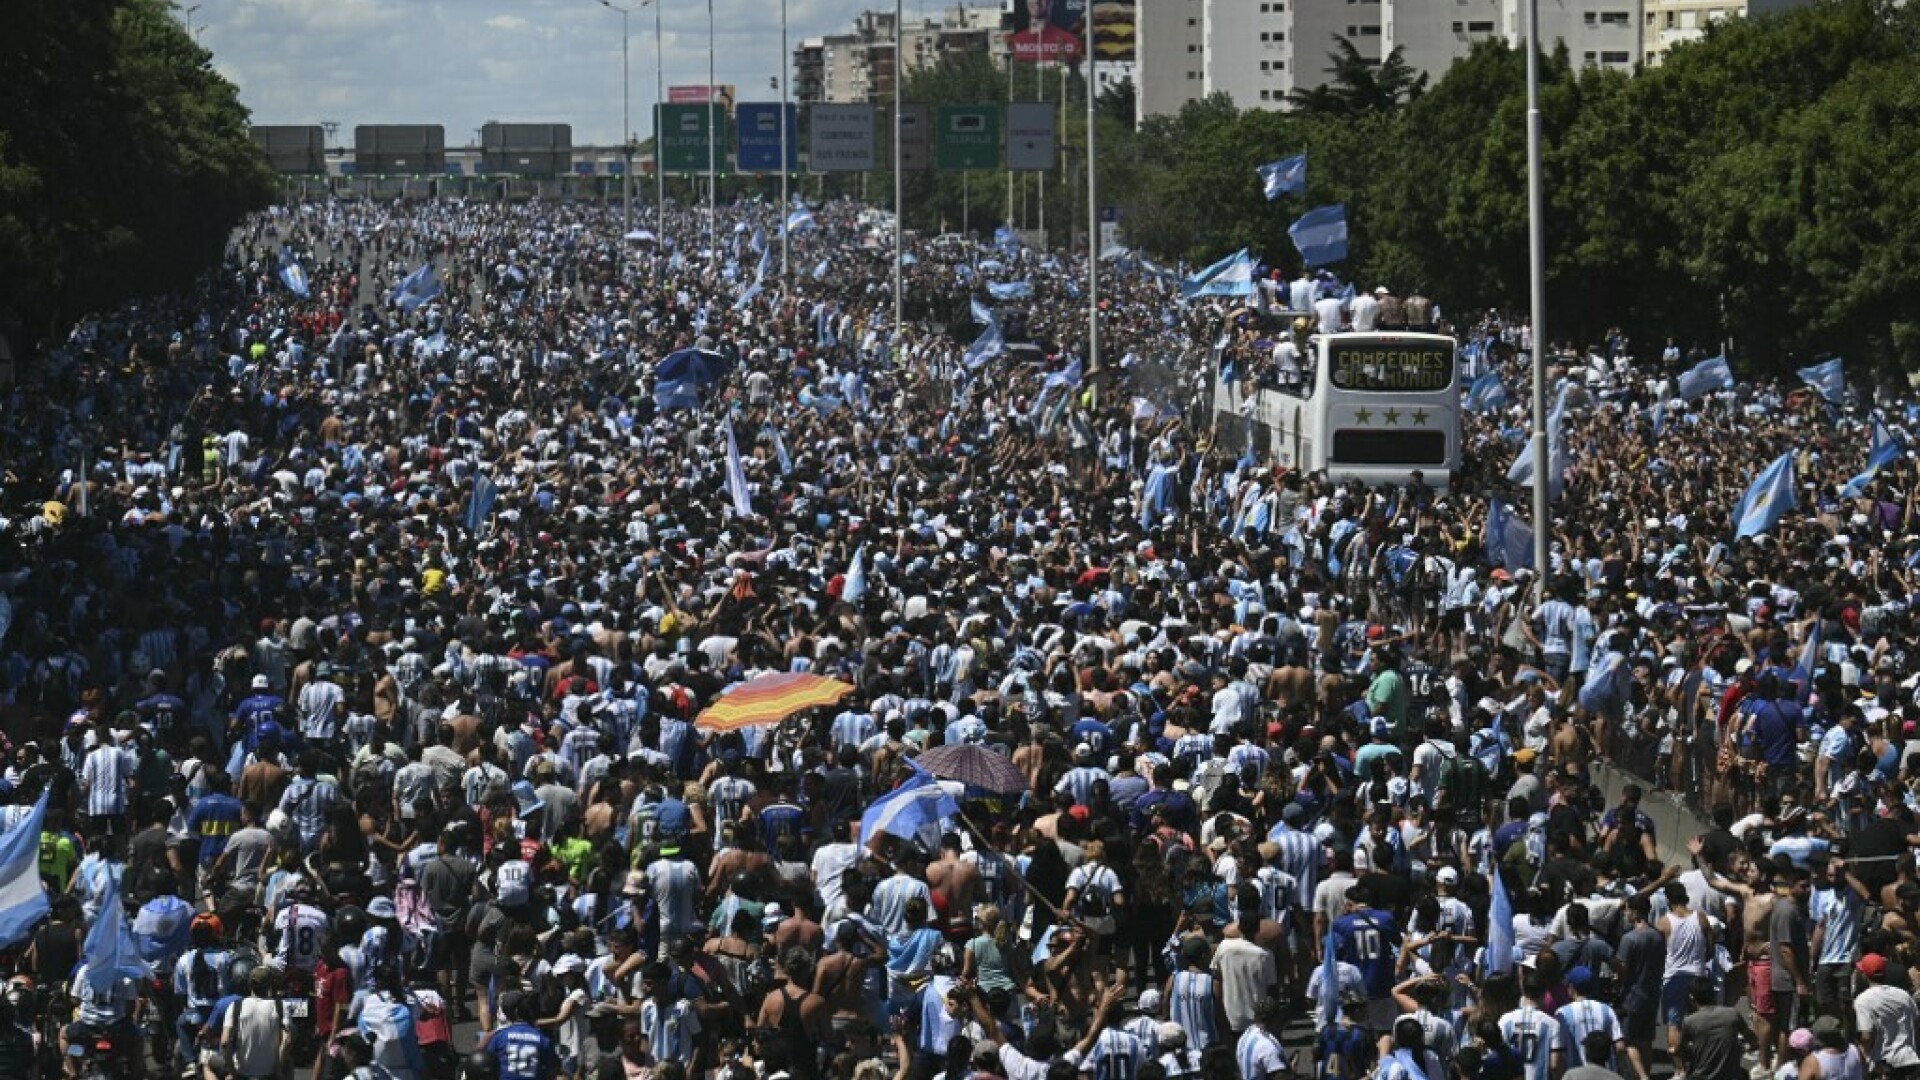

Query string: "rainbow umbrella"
[694, 671, 855, 732]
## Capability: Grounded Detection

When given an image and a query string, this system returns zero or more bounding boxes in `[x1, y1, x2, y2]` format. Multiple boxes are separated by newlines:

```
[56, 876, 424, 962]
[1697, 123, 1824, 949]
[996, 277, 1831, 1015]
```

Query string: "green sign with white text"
[935, 106, 1000, 171]
[658, 104, 729, 174]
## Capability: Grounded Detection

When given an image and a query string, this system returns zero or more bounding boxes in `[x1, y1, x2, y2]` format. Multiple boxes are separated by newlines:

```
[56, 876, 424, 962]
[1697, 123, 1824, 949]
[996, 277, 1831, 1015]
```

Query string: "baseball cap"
[1369, 718, 1391, 738]
[1513, 748, 1538, 765]
[1435, 867, 1460, 886]
[552, 955, 585, 976]
[1565, 966, 1595, 991]
[252, 674, 270, 690]
[1136, 988, 1162, 1014]
[1790, 1029, 1816, 1054]
[1858, 953, 1889, 978]
[366, 897, 397, 920]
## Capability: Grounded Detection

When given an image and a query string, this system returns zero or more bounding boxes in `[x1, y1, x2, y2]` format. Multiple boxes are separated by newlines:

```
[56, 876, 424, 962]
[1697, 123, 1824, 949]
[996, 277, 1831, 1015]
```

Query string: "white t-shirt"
[1856, 984, 1920, 1068]
[225, 996, 283, 1078]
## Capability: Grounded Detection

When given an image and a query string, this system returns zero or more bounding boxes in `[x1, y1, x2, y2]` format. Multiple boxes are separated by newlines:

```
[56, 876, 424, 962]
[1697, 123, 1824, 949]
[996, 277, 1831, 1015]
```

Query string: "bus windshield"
[1327, 338, 1454, 393]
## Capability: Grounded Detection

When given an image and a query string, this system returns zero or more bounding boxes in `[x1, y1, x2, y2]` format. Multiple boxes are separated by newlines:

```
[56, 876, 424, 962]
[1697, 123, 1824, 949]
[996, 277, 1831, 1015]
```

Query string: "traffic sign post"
[935, 106, 1000, 171]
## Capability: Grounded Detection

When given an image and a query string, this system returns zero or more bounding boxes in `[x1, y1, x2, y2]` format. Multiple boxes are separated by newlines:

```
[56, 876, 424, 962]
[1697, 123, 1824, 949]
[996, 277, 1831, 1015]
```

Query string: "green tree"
[1290, 37, 1428, 117]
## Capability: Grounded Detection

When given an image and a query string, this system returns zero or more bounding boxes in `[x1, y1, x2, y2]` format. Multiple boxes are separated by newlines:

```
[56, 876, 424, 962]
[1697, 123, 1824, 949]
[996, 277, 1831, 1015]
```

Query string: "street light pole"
[892, 0, 904, 334]
[1526, 0, 1550, 585]
[1084, 16, 1099, 410]
[780, 0, 790, 289]
[707, 0, 718, 259]
[654, 0, 665, 245]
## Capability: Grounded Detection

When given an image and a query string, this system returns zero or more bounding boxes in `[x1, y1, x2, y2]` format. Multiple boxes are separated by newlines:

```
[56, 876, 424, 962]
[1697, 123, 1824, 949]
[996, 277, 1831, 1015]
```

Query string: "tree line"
[0, 0, 276, 346]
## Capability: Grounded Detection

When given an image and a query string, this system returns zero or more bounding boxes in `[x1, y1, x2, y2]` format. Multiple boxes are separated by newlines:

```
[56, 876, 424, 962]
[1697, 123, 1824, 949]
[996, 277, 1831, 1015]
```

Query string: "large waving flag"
[859, 771, 959, 852]
[0, 792, 49, 949]
[970, 297, 996, 327]
[1733, 451, 1796, 539]
[1578, 648, 1631, 718]
[1506, 381, 1571, 500]
[1139, 463, 1179, 529]
[962, 320, 1005, 370]
[1466, 373, 1509, 414]
[1179, 249, 1255, 300]
[1676, 355, 1733, 401]
[1486, 864, 1515, 974]
[1257, 154, 1307, 200]
[1798, 358, 1846, 404]
[390, 265, 441, 313]
[783, 207, 817, 235]
[723, 416, 753, 519]
[1042, 357, 1083, 392]
[1842, 417, 1903, 497]
[768, 426, 793, 476]
[987, 281, 1032, 301]
[83, 858, 150, 993]
[1288, 204, 1349, 268]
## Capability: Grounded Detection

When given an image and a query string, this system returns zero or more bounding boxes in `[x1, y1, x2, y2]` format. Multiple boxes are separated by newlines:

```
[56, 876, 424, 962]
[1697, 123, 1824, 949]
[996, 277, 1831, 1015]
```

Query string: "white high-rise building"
[1138, 0, 1385, 120]
[1642, 0, 1808, 65]
[1136, 0, 1206, 122]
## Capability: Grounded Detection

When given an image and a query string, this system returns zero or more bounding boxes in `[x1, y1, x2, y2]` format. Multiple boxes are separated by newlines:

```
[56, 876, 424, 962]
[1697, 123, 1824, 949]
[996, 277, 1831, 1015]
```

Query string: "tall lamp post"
[598, 0, 663, 251]
[1526, 0, 1550, 584]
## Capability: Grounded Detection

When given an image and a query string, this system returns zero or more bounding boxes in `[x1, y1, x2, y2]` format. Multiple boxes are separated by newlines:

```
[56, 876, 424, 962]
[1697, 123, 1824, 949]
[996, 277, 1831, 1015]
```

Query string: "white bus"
[1215, 330, 1460, 488]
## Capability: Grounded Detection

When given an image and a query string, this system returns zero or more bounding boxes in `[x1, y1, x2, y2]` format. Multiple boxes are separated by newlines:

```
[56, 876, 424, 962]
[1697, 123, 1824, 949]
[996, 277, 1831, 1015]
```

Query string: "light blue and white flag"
[1798, 357, 1846, 404]
[970, 297, 996, 327]
[749, 226, 766, 254]
[962, 320, 1004, 370]
[768, 427, 793, 476]
[83, 860, 150, 993]
[1676, 355, 1733, 401]
[842, 544, 867, 604]
[987, 281, 1032, 301]
[1484, 500, 1535, 570]
[784, 207, 816, 235]
[390, 264, 440, 313]
[0, 791, 49, 949]
[859, 771, 959, 852]
[1288, 203, 1349, 267]
[1486, 865, 1515, 974]
[1043, 357, 1083, 392]
[723, 416, 753, 518]
[1179, 249, 1255, 300]
[733, 280, 764, 311]
[1733, 451, 1796, 540]
[464, 472, 498, 533]
[1466, 373, 1508, 414]
[277, 256, 310, 298]
[1843, 417, 1903, 497]
[1257, 153, 1307, 200]
[812, 258, 830, 279]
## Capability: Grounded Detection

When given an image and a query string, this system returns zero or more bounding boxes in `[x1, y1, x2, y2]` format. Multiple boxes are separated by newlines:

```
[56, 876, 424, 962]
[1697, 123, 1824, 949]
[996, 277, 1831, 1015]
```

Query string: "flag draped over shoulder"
[464, 472, 498, 533]
[1257, 153, 1306, 200]
[1484, 500, 1535, 570]
[83, 861, 150, 993]
[842, 544, 867, 603]
[859, 771, 959, 852]
[0, 791, 49, 949]
[1466, 373, 1508, 414]
[1734, 452, 1796, 540]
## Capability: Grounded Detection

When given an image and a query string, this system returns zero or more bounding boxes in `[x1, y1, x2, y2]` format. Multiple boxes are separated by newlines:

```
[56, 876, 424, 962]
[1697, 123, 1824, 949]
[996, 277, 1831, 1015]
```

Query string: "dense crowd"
[0, 194, 1915, 1080]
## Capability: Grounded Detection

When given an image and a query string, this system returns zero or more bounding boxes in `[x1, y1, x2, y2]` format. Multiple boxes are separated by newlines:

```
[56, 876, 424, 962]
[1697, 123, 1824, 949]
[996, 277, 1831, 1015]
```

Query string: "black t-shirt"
[126, 824, 173, 900]
[1358, 869, 1413, 916]
[1850, 818, 1908, 893]
[820, 766, 863, 823]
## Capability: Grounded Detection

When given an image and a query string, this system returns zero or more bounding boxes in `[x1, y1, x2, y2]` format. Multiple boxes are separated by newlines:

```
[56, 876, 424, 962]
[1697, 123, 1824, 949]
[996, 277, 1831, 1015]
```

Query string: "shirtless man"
[813, 921, 882, 1041]
[926, 833, 982, 929]
[1013, 725, 1050, 796]
[772, 899, 825, 955]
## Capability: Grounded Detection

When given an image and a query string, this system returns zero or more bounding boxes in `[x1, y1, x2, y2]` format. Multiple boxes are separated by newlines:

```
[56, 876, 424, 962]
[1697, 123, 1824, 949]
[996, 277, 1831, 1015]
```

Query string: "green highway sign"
[658, 104, 729, 174]
[935, 106, 1000, 171]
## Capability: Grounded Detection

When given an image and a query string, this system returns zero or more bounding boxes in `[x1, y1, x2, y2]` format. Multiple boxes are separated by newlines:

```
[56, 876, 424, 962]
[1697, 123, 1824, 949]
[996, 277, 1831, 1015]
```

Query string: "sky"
[199, 0, 977, 148]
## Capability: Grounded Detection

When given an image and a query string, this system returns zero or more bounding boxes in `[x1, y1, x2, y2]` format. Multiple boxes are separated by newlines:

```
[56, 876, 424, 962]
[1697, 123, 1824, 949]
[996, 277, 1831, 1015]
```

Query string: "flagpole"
[779, 0, 790, 291]
[892, 0, 904, 334]
[707, 0, 717, 260]
[1084, 15, 1099, 412]
[654, 0, 665, 248]
[1526, 0, 1549, 588]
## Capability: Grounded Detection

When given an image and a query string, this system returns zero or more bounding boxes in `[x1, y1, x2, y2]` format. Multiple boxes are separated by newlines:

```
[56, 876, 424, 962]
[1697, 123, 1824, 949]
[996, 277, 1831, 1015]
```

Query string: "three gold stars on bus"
[1351, 408, 1430, 427]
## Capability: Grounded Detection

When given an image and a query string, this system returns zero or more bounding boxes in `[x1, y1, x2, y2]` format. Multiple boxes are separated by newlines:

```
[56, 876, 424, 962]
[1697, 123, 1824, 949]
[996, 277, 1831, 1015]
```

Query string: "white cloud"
[202, 0, 997, 146]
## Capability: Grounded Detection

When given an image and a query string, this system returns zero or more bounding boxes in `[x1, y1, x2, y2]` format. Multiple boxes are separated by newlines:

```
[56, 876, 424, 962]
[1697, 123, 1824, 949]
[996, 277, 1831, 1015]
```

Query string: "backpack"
[1074, 865, 1119, 935]
[1434, 746, 1482, 814]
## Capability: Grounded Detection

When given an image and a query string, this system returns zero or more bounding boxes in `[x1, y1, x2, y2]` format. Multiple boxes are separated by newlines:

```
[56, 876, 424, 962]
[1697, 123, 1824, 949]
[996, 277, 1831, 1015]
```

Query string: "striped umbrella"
[693, 671, 855, 732]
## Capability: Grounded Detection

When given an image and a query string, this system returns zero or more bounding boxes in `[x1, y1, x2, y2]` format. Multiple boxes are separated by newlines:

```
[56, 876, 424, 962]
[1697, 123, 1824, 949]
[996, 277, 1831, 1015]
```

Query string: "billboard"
[249, 125, 327, 175]
[735, 103, 798, 173]
[809, 104, 875, 172]
[1092, 0, 1136, 62]
[668, 84, 737, 109]
[353, 125, 446, 174]
[897, 104, 931, 171]
[1007, 0, 1084, 62]
[1004, 103, 1055, 172]
[936, 106, 1000, 171]
[658, 104, 725, 173]
[480, 123, 573, 177]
